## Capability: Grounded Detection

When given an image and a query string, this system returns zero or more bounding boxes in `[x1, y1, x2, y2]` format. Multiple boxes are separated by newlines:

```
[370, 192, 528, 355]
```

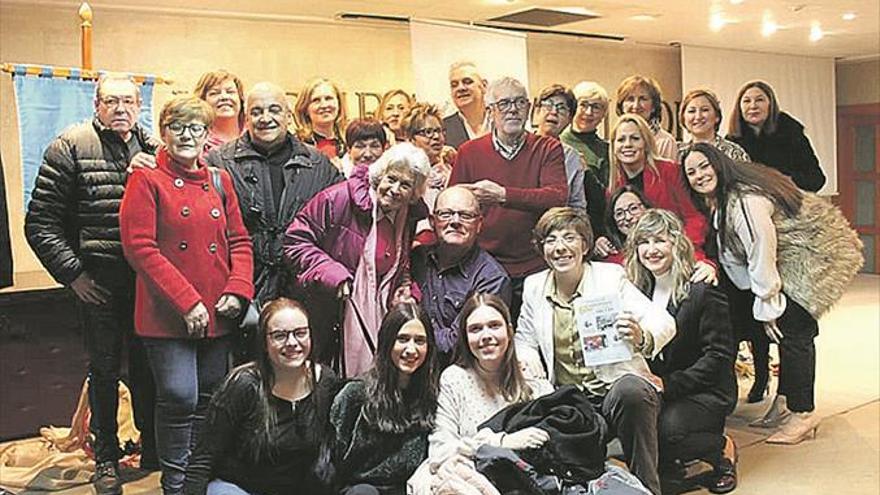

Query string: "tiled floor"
[6, 275, 879, 495]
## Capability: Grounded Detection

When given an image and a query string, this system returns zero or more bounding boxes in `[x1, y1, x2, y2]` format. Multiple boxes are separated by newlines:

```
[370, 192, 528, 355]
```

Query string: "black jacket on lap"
[25, 119, 158, 285]
[728, 111, 826, 192]
[480, 385, 607, 485]
[650, 282, 737, 414]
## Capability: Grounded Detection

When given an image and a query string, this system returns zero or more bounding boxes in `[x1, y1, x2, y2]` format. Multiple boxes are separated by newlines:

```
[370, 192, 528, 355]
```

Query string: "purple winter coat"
[283, 166, 427, 359]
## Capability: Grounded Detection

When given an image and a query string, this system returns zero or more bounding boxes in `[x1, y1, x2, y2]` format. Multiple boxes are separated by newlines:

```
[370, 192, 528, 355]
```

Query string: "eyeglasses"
[577, 101, 606, 113]
[613, 203, 645, 221]
[538, 100, 571, 116]
[492, 97, 530, 112]
[434, 209, 481, 222]
[99, 96, 138, 108]
[413, 127, 444, 139]
[541, 233, 582, 248]
[167, 122, 208, 138]
[268, 328, 310, 345]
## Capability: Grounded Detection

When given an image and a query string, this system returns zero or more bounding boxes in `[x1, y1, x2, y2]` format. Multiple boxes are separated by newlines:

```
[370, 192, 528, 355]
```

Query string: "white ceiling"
[30, 0, 880, 59]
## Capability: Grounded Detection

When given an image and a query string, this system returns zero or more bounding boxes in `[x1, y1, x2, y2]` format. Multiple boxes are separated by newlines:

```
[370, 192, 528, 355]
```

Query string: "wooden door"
[837, 103, 880, 273]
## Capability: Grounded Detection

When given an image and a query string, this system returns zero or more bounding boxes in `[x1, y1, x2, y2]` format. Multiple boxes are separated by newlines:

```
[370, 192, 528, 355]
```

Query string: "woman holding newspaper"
[284, 142, 430, 377]
[514, 207, 674, 495]
[625, 209, 738, 494]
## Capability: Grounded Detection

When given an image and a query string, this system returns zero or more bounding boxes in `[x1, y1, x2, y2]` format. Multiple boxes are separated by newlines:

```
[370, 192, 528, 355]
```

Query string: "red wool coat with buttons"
[120, 148, 254, 339]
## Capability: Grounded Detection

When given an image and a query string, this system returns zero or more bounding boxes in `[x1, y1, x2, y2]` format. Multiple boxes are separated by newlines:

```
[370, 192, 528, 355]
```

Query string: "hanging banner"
[12, 69, 155, 208]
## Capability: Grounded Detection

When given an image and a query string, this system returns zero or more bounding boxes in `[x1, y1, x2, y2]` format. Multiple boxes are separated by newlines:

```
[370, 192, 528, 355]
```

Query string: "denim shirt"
[412, 244, 512, 357]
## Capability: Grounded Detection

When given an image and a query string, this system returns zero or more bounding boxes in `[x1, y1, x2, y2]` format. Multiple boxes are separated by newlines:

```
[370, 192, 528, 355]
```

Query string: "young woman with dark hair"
[681, 142, 823, 444]
[183, 298, 340, 495]
[625, 209, 738, 494]
[323, 303, 439, 495]
[595, 185, 652, 264]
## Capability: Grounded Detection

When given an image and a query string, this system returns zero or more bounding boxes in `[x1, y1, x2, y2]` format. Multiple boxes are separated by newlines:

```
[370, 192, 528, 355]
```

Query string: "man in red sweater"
[448, 76, 568, 318]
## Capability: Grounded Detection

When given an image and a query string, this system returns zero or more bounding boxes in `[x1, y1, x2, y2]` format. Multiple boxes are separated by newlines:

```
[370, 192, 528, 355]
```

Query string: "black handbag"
[210, 167, 258, 363]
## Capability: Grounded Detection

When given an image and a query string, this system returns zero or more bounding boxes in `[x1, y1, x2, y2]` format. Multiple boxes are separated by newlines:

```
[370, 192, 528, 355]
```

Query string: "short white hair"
[485, 77, 528, 106]
[572, 81, 609, 105]
[368, 142, 431, 199]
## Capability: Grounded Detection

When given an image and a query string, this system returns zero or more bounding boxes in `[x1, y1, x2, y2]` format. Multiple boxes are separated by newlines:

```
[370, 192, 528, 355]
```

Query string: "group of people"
[22, 58, 859, 495]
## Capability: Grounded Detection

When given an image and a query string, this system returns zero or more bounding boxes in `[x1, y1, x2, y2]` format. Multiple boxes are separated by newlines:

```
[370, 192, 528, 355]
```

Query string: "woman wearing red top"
[120, 96, 254, 495]
[295, 78, 348, 166]
[601, 114, 716, 284]
[193, 70, 245, 156]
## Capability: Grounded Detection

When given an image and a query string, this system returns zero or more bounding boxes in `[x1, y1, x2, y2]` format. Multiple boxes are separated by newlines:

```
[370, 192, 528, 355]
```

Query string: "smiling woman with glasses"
[402, 103, 454, 241]
[119, 96, 255, 494]
[184, 298, 341, 495]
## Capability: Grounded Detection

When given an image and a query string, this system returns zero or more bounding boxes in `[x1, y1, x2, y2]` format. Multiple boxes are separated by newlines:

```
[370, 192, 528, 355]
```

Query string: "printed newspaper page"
[575, 294, 632, 367]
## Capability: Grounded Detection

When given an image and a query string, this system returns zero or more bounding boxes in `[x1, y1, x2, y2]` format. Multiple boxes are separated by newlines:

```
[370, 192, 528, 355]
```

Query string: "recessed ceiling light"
[810, 21, 824, 42]
[762, 13, 777, 37]
[842, 12, 857, 21]
[710, 12, 727, 32]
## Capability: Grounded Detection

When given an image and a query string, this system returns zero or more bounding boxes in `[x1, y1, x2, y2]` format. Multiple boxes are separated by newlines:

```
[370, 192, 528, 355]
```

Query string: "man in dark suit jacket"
[442, 61, 489, 148]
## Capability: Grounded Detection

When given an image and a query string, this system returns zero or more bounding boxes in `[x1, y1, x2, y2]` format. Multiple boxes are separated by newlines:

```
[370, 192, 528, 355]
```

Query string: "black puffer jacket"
[727, 112, 826, 192]
[205, 132, 342, 304]
[25, 119, 158, 285]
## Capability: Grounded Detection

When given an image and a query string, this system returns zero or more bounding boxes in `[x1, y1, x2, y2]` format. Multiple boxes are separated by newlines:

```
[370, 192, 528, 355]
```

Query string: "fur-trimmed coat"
[720, 190, 863, 319]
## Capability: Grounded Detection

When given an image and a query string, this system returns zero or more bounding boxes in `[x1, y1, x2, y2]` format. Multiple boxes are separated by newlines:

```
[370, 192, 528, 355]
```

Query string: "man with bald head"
[206, 82, 342, 304]
[412, 185, 511, 367]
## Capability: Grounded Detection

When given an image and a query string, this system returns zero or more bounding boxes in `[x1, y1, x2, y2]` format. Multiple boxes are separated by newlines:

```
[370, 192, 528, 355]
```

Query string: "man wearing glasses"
[411, 186, 511, 367]
[448, 76, 567, 320]
[25, 74, 159, 495]
[533, 84, 607, 239]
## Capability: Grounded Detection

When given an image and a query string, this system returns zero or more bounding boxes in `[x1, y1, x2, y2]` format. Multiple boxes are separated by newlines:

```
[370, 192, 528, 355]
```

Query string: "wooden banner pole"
[79, 2, 93, 70]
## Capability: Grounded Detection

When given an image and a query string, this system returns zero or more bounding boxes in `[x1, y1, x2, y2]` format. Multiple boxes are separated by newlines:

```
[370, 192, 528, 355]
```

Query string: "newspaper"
[574, 293, 632, 367]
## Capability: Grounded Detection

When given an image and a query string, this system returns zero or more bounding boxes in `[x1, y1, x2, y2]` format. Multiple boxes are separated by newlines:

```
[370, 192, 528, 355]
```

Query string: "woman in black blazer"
[625, 209, 738, 494]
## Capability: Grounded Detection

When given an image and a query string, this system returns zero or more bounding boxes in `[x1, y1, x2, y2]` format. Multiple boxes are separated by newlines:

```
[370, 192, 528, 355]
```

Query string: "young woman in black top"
[184, 298, 339, 495]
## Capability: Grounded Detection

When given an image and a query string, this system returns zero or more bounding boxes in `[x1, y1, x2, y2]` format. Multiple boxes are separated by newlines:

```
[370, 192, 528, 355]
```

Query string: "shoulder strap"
[209, 167, 226, 214]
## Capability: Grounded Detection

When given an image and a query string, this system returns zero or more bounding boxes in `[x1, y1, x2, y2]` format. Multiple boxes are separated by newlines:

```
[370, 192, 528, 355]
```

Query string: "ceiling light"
[842, 12, 857, 21]
[730, 0, 744, 4]
[710, 12, 727, 31]
[810, 21, 823, 42]
[762, 13, 777, 37]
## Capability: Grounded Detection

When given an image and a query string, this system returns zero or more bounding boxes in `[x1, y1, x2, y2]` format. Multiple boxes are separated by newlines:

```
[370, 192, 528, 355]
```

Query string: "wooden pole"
[79, 2, 93, 70]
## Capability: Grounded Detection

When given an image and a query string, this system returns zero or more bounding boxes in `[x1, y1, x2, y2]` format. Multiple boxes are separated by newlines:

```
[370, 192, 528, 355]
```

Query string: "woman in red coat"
[120, 96, 254, 495]
[601, 113, 716, 284]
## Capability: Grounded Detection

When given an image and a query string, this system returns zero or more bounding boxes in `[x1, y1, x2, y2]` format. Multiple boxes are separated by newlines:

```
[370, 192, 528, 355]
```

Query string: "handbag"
[210, 167, 259, 361]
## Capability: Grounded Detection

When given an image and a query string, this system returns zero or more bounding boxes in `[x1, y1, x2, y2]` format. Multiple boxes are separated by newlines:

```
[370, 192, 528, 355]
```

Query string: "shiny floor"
[12, 275, 880, 495]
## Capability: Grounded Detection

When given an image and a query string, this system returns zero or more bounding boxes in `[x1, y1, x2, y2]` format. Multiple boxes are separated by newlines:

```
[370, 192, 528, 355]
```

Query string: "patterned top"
[679, 134, 751, 162]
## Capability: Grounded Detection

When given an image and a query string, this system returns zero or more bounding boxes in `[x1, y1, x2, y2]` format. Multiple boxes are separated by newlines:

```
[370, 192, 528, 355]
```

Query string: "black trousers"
[723, 283, 818, 413]
[658, 395, 727, 468]
[80, 263, 156, 464]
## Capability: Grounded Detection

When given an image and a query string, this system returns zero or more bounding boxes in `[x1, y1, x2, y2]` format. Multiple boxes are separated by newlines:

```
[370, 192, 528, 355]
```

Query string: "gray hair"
[368, 142, 431, 199]
[95, 73, 139, 102]
[246, 82, 291, 112]
[572, 81, 609, 106]
[448, 61, 483, 80]
[485, 77, 528, 107]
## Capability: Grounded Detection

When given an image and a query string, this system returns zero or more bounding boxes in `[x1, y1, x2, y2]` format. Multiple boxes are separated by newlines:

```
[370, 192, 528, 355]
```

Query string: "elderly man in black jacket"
[25, 74, 159, 495]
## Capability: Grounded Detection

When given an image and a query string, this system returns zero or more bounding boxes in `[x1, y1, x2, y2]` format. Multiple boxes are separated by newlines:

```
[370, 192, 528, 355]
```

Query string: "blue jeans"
[207, 479, 260, 495]
[143, 336, 231, 495]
